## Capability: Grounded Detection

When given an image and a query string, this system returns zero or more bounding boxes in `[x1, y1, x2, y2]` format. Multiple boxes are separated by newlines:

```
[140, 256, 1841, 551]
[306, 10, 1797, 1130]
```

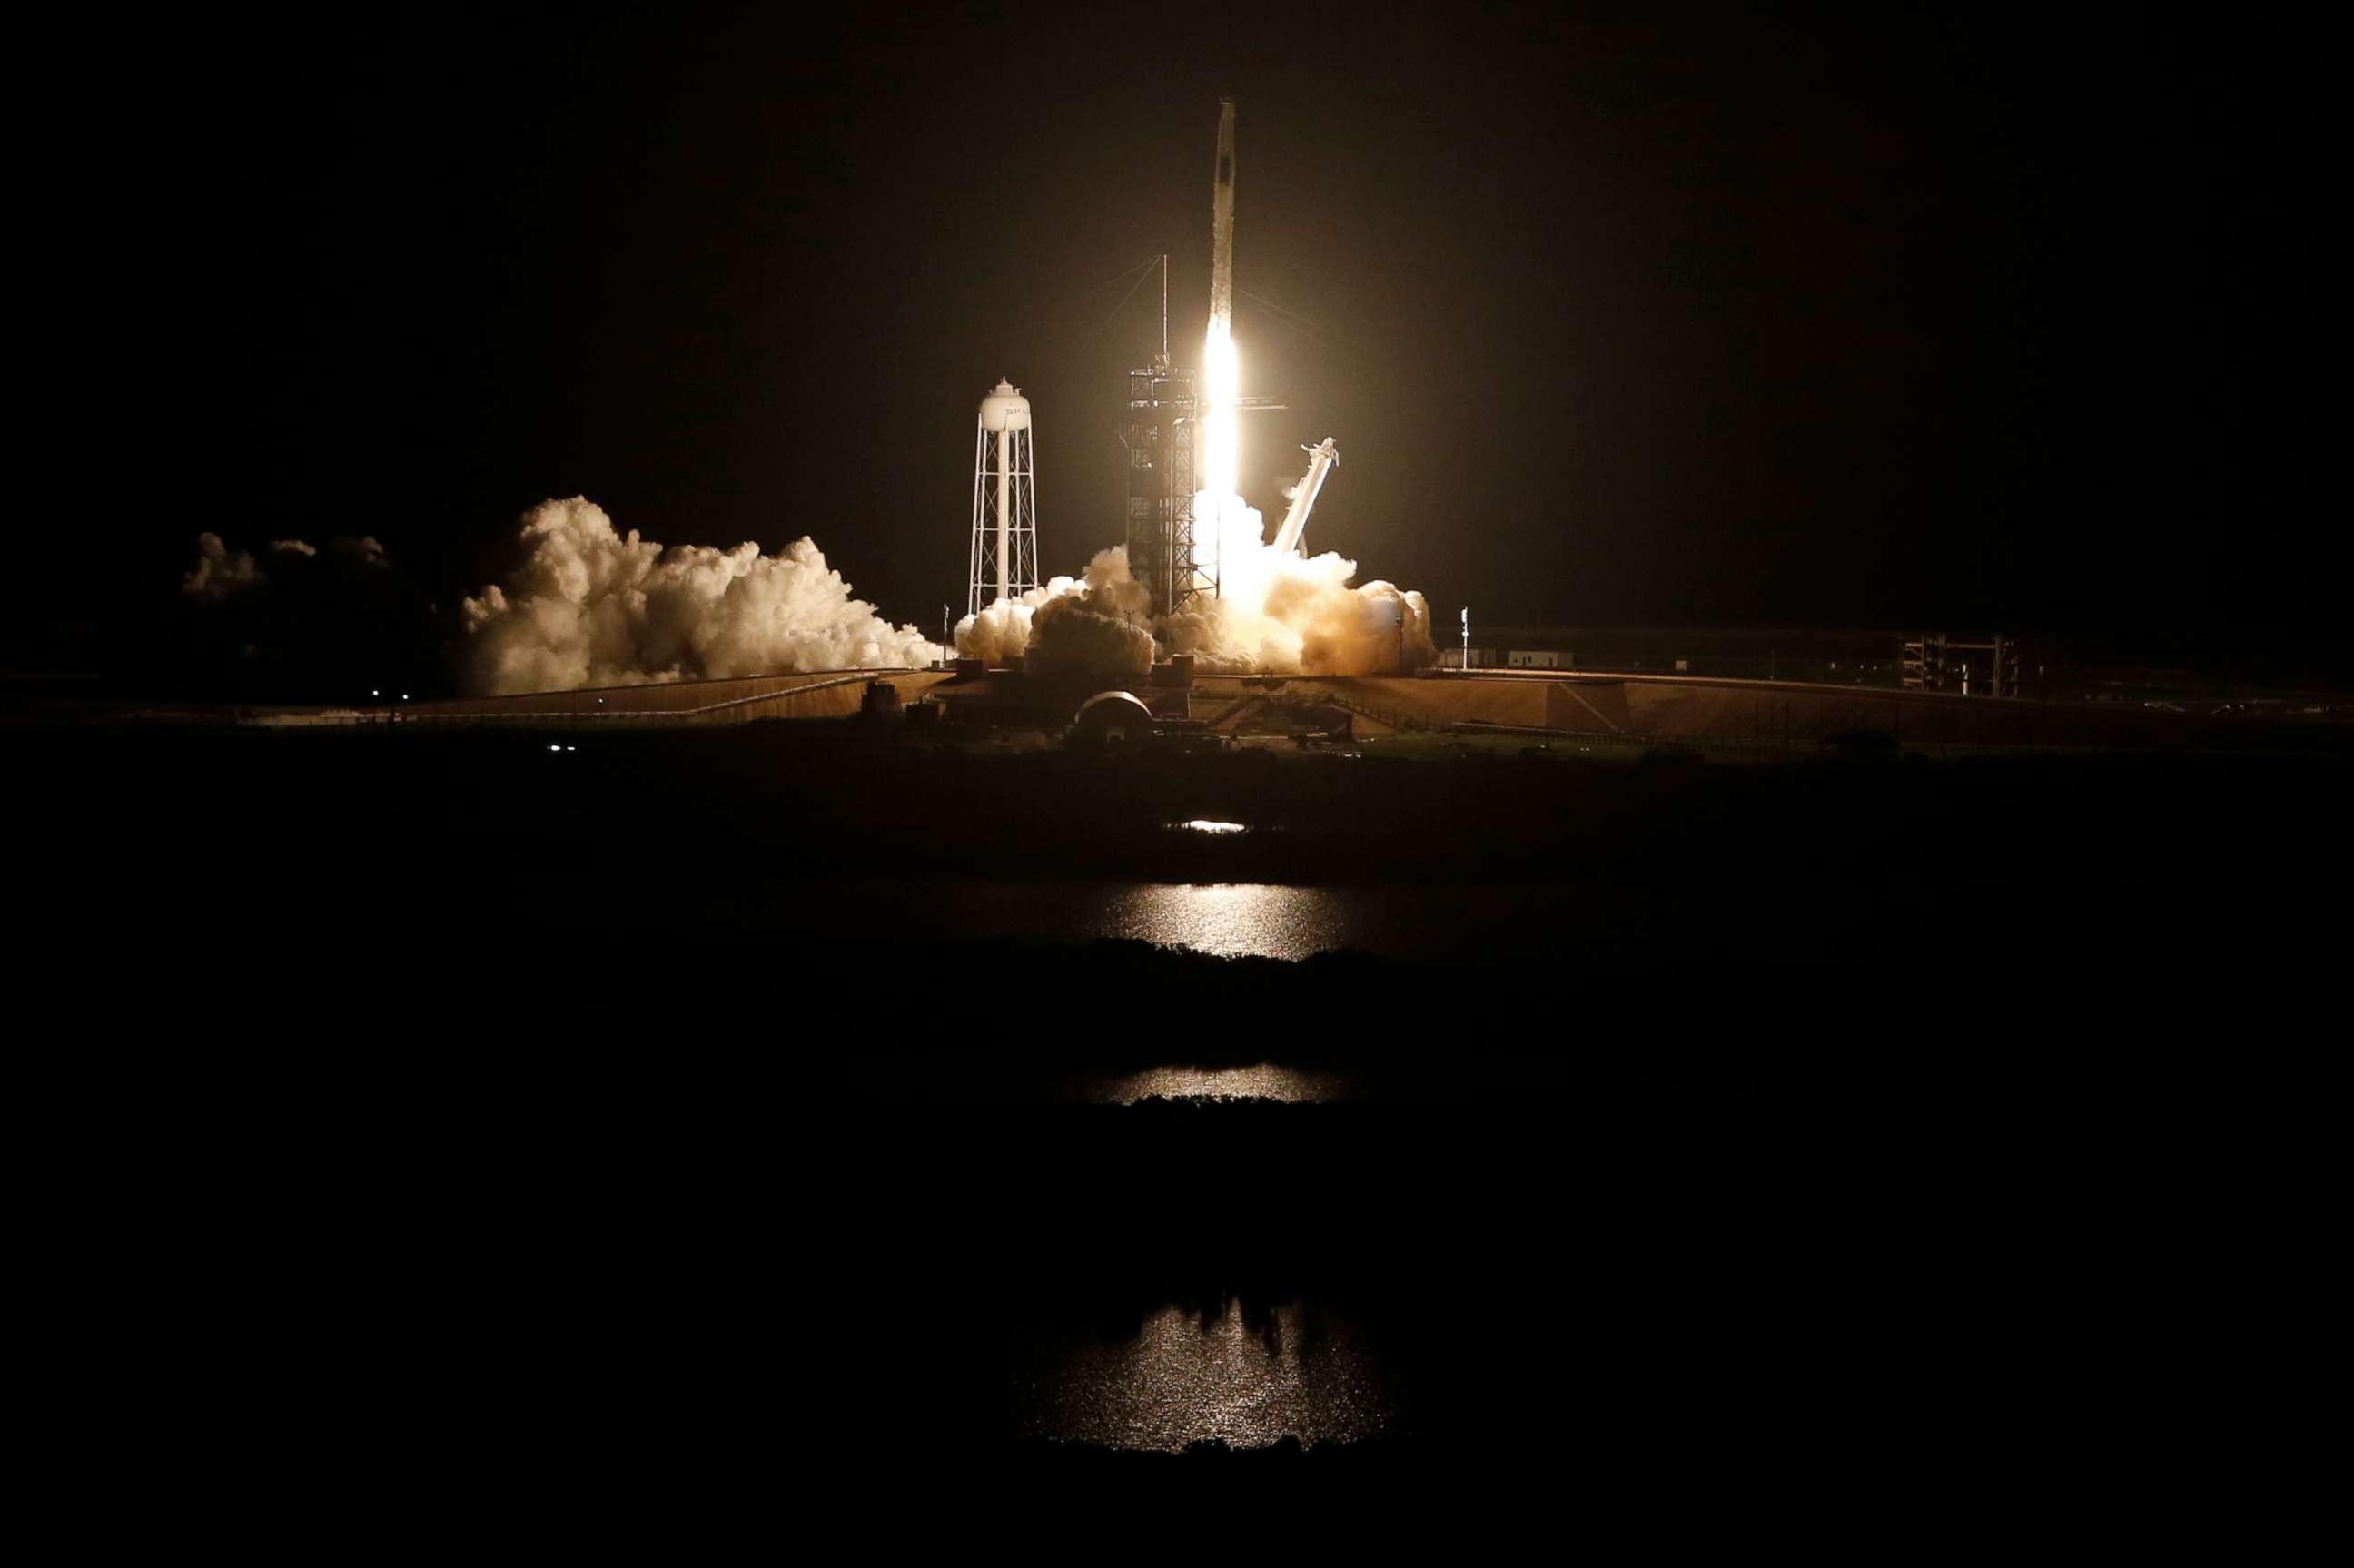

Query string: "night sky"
[57, 4, 2335, 680]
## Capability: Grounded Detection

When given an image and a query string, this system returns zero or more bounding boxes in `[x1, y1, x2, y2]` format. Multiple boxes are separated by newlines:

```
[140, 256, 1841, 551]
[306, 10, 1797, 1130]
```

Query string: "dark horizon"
[43, 3, 2338, 685]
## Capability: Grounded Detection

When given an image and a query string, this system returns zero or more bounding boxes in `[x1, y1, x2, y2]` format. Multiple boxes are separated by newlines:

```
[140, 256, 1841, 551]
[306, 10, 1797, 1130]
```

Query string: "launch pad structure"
[1121, 262, 1287, 620]
[1122, 321, 1203, 622]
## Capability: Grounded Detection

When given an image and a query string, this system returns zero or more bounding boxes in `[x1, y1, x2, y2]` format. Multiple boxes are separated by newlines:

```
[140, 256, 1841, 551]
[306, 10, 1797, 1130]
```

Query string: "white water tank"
[979, 379, 1031, 433]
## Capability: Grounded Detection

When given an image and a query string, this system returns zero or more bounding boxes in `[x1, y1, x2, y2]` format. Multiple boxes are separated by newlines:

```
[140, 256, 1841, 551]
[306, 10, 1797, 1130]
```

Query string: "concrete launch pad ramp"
[1281, 672, 2230, 754]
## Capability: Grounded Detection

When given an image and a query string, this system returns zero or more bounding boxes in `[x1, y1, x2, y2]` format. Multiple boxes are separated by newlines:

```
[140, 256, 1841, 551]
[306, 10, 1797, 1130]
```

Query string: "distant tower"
[967, 379, 1040, 616]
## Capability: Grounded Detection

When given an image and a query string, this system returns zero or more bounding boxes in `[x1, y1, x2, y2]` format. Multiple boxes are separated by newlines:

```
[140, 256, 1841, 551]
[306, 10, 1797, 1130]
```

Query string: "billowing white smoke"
[183, 533, 391, 603]
[183, 533, 265, 602]
[957, 499, 1434, 680]
[1163, 493, 1436, 676]
[1026, 548, 1156, 684]
[953, 547, 1156, 684]
[957, 596, 1037, 667]
[460, 497, 933, 695]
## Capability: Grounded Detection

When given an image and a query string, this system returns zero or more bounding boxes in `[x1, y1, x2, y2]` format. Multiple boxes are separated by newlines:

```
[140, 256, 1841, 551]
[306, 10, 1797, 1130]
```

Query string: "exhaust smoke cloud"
[182, 534, 386, 603]
[460, 497, 932, 695]
[182, 533, 266, 602]
[1166, 495, 1435, 675]
[953, 547, 1156, 683]
[954, 510, 1434, 680]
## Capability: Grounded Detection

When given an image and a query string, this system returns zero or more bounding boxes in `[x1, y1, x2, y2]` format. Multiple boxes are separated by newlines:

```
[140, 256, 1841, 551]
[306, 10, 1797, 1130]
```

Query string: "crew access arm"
[1271, 438, 1339, 556]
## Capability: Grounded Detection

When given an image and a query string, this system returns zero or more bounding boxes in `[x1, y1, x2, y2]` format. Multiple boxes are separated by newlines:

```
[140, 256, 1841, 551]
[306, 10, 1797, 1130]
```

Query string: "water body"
[818, 878, 1626, 963]
[1006, 1297, 1396, 1452]
[848, 880, 1362, 960]
[1096, 883, 1352, 959]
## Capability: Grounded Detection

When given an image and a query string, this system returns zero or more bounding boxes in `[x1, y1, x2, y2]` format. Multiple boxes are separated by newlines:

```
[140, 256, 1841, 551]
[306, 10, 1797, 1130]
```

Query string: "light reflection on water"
[1017, 1298, 1393, 1452]
[826, 878, 1597, 963]
[1099, 883, 1347, 960]
[1087, 1064, 1350, 1103]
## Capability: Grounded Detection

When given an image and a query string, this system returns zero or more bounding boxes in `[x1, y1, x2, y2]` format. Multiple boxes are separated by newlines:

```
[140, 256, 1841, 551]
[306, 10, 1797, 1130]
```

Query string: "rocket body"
[1209, 97, 1236, 337]
[1202, 97, 1241, 501]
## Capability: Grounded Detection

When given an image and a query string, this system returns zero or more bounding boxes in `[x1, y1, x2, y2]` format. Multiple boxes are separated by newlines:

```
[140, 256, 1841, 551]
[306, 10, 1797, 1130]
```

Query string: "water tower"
[967, 378, 1041, 616]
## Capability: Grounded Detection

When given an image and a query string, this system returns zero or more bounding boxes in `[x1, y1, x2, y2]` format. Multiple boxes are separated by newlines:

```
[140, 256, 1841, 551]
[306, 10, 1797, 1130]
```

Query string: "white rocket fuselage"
[1201, 97, 1241, 505]
[1210, 97, 1236, 337]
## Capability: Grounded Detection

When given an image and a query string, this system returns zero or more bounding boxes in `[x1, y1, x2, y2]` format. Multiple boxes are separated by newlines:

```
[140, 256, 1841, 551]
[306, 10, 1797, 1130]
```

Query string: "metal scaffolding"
[1119, 256, 1282, 620]
[1122, 351, 1200, 619]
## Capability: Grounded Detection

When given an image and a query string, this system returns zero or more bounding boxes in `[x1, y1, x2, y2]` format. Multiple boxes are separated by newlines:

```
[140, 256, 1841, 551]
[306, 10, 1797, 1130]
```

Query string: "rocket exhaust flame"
[1203, 324, 1239, 502]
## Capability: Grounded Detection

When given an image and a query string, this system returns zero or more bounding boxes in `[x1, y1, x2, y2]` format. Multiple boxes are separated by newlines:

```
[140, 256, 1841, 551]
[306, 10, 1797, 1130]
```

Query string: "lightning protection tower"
[967, 378, 1041, 616]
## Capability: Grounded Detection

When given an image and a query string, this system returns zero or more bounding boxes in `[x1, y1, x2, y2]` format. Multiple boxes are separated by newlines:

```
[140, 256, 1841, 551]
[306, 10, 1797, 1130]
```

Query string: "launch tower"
[1122, 315, 1202, 622]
